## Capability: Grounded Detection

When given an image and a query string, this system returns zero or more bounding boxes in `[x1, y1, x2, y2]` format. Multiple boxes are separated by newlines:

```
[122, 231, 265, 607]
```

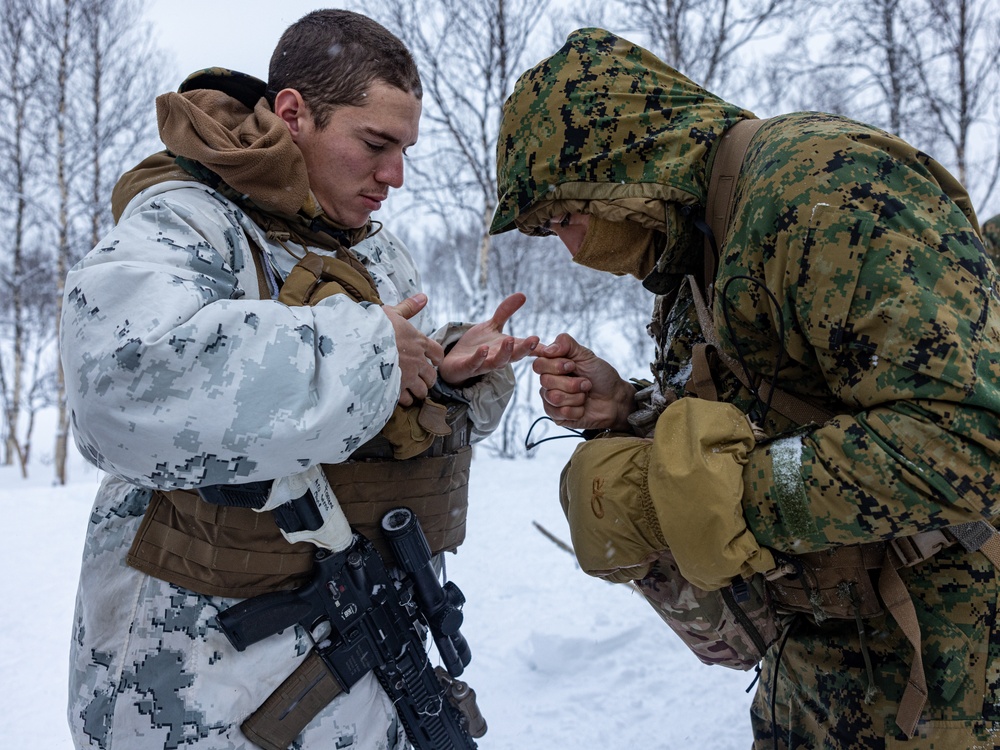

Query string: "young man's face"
[280, 81, 421, 228]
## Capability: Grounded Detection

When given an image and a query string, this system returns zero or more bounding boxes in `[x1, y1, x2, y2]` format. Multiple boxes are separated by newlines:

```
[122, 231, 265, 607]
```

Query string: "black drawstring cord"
[694, 215, 719, 260]
[688, 207, 787, 428]
[719, 274, 788, 428]
[523, 416, 585, 451]
[681, 204, 719, 262]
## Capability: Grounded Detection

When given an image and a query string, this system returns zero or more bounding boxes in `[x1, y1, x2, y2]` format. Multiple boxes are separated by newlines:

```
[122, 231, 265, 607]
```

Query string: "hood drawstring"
[265, 228, 306, 262]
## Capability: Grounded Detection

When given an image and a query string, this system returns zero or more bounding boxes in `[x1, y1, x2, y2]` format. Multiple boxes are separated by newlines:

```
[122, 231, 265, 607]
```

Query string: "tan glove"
[559, 434, 665, 583]
[559, 398, 775, 589]
[648, 398, 775, 590]
[380, 398, 453, 460]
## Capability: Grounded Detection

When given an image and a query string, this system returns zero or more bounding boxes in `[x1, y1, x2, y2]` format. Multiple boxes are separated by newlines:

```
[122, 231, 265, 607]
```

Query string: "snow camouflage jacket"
[493, 28, 1000, 747]
[66, 69, 512, 488]
[62, 70, 513, 750]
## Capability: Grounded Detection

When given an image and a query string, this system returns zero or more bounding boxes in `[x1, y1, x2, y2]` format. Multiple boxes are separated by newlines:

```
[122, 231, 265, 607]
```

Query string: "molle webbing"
[323, 446, 473, 563]
[127, 489, 316, 598]
[127, 226, 475, 599]
[127, 445, 473, 598]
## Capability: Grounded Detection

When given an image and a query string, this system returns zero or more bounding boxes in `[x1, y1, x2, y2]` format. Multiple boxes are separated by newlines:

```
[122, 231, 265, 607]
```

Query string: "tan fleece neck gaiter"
[572, 217, 658, 280]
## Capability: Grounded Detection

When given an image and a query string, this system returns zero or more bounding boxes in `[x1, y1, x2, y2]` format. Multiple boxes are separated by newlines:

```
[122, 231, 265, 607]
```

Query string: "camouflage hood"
[491, 28, 753, 237]
[984, 213, 1000, 261]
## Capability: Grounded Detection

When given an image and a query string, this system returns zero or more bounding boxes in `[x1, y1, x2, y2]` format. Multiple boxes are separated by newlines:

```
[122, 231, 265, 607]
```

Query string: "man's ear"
[274, 88, 309, 141]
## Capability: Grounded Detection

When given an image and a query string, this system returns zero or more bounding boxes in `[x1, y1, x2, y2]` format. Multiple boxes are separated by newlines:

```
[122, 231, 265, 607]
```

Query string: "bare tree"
[77, 0, 163, 248]
[910, 0, 1000, 212]
[405, 214, 653, 458]
[35, 0, 84, 485]
[0, 0, 49, 476]
[570, 0, 807, 99]
[372, 0, 550, 320]
[761, 0, 927, 146]
[0, 0, 163, 481]
[35, 0, 163, 482]
[771, 0, 999, 217]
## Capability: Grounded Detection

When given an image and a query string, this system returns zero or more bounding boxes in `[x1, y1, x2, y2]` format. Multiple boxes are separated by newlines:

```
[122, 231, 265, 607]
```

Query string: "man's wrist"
[612, 380, 640, 432]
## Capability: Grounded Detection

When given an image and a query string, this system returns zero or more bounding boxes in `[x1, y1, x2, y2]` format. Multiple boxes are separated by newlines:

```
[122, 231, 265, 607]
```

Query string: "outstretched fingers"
[490, 292, 528, 330]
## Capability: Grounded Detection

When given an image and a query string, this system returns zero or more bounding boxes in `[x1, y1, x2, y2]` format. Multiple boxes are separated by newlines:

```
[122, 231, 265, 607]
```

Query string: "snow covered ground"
[0, 427, 755, 749]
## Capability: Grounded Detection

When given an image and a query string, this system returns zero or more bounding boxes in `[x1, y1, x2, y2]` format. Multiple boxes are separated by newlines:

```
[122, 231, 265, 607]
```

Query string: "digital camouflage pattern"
[63, 75, 514, 746]
[494, 28, 1000, 748]
[64, 190, 418, 748]
[65, 182, 402, 489]
[984, 213, 1000, 263]
[70, 480, 403, 750]
[491, 27, 752, 238]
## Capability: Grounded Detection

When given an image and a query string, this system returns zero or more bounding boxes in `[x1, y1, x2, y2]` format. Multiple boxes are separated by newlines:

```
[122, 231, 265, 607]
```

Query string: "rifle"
[200, 480, 486, 749]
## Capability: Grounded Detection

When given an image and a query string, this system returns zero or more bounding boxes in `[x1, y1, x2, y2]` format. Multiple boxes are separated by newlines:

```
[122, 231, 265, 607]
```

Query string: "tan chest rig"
[651, 118, 1000, 737]
[127, 239, 473, 599]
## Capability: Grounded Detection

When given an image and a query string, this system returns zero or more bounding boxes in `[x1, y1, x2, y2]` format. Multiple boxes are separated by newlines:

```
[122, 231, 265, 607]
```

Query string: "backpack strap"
[700, 118, 1000, 737]
[876, 521, 1000, 737]
[874, 519, 1000, 737]
[693, 117, 836, 427]
[703, 118, 769, 290]
[686, 274, 835, 426]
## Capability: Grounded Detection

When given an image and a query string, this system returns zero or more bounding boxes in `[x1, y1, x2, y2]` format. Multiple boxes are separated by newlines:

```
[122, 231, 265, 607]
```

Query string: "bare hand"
[381, 294, 445, 407]
[438, 293, 540, 385]
[532, 332, 636, 431]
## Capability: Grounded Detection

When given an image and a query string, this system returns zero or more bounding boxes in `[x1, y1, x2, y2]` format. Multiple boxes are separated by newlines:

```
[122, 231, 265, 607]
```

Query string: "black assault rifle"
[201, 482, 484, 750]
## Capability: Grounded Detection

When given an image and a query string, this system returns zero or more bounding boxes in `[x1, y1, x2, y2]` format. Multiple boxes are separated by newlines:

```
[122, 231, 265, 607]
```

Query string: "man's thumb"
[388, 293, 428, 320]
[554, 331, 588, 358]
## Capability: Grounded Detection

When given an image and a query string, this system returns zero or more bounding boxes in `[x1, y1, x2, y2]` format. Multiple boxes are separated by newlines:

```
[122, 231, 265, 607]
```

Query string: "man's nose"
[376, 152, 405, 188]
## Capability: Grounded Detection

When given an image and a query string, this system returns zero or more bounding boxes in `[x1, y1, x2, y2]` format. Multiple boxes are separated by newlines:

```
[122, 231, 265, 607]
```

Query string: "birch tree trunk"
[0, 0, 43, 476]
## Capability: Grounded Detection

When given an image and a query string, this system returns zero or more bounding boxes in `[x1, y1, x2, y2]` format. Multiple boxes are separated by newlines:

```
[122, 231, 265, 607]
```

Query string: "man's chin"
[346, 205, 377, 228]
[330, 212, 372, 230]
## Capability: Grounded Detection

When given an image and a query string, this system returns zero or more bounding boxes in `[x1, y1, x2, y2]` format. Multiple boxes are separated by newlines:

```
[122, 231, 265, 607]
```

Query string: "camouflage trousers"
[748, 548, 1000, 749]
[68, 475, 405, 750]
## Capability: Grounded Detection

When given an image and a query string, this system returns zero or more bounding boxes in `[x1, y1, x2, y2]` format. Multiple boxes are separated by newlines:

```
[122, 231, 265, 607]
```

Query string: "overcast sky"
[140, 2, 1000, 221]
[145, 1, 370, 82]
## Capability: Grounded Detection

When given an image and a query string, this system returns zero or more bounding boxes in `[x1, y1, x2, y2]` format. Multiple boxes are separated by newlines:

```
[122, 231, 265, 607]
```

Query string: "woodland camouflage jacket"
[493, 29, 1000, 732]
[493, 26, 999, 558]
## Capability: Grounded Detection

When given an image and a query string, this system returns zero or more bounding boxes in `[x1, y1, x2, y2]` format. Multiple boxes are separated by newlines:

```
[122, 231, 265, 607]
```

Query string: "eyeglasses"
[529, 213, 571, 237]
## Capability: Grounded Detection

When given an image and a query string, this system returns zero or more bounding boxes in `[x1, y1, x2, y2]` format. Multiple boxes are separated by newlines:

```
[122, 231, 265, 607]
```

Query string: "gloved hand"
[559, 434, 665, 583]
[560, 398, 776, 589]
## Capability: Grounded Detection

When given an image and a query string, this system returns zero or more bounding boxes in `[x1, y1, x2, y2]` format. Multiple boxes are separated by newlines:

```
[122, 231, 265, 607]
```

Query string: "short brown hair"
[266, 9, 422, 128]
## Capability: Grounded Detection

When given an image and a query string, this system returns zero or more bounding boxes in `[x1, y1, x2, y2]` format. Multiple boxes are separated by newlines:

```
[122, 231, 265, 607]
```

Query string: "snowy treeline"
[2, 0, 998, 482]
